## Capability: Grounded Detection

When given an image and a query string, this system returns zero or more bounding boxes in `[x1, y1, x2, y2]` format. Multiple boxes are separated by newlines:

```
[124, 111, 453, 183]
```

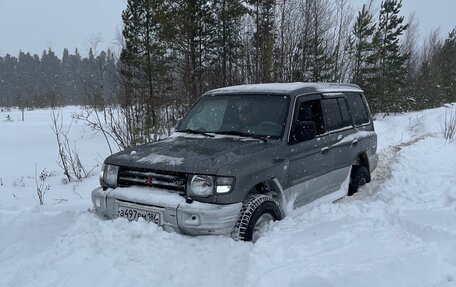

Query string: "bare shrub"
[50, 109, 95, 182]
[35, 165, 50, 205]
[73, 107, 119, 154]
[442, 106, 456, 143]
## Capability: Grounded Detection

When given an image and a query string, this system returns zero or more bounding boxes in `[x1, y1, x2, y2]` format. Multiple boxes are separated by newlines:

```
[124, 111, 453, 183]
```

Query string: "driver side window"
[290, 99, 325, 144]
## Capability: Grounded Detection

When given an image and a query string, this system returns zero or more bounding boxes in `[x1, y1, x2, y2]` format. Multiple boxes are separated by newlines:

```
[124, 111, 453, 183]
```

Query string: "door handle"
[351, 139, 359, 147]
[273, 158, 285, 164]
[321, 147, 329, 154]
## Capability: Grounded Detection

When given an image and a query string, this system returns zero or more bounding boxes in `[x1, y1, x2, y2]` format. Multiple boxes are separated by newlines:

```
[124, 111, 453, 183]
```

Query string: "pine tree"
[297, 0, 335, 82]
[439, 28, 456, 104]
[349, 4, 376, 88]
[210, 0, 247, 87]
[173, 0, 217, 104]
[370, 0, 409, 112]
[248, 0, 276, 83]
[120, 0, 174, 144]
[309, 22, 334, 82]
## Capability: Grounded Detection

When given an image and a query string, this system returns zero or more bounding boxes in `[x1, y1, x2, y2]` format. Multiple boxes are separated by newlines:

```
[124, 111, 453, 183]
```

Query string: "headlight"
[100, 164, 119, 188]
[187, 175, 235, 197]
[188, 175, 214, 197]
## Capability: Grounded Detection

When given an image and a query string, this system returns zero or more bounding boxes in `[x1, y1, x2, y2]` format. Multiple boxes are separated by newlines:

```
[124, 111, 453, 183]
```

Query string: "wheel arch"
[243, 178, 287, 216]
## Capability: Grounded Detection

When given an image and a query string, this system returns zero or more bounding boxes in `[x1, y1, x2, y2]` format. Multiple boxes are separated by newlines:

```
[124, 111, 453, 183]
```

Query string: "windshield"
[176, 94, 290, 139]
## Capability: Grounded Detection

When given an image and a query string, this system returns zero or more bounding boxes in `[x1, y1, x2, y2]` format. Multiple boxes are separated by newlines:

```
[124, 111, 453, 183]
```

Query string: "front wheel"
[232, 194, 283, 242]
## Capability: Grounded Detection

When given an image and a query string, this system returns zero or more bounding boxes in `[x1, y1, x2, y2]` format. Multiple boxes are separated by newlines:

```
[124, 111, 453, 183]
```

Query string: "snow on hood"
[166, 131, 260, 141]
[105, 135, 273, 174]
[136, 154, 184, 166]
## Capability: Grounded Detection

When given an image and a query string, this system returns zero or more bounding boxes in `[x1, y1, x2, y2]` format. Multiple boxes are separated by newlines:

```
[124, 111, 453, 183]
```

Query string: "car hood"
[104, 134, 275, 174]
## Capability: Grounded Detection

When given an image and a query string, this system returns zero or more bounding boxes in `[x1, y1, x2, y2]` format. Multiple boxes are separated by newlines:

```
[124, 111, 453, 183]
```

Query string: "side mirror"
[290, 121, 316, 143]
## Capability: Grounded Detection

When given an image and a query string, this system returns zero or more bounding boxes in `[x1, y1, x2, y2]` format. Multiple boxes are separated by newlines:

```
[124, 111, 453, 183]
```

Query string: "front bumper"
[91, 186, 242, 236]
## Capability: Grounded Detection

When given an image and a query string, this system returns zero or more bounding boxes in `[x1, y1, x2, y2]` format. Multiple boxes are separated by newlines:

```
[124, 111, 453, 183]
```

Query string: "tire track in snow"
[357, 132, 435, 198]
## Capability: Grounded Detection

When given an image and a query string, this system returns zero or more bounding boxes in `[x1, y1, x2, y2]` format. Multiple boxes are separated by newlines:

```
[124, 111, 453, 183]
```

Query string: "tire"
[348, 166, 369, 196]
[232, 194, 283, 242]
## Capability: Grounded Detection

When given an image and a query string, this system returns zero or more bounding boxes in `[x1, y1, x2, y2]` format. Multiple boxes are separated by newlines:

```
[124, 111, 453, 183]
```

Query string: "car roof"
[204, 82, 363, 96]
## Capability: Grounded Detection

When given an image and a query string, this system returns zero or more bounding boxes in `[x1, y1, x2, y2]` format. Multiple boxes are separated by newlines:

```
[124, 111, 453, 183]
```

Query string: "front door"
[286, 95, 331, 208]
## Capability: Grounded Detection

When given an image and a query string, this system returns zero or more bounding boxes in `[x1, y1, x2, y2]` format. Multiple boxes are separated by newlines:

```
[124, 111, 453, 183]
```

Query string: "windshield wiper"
[177, 129, 215, 138]
[214, 131, 268, 142]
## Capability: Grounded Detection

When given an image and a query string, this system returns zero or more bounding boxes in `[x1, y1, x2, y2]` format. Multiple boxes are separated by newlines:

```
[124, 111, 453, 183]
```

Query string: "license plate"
[118, 206, 161, 224]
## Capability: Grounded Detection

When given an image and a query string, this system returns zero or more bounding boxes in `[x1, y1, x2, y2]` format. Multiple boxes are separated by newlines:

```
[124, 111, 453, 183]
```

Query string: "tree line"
[0, 48, 118, 108]
[1, 0, 455, 147]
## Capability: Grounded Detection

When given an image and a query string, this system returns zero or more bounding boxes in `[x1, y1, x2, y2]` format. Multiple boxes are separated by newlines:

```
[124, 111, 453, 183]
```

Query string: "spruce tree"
[0, 54, 18, 107]
[40, 48, 62, 107]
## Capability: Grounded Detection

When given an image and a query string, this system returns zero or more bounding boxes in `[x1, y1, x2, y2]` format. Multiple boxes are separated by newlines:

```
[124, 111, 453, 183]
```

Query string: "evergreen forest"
[1, 0, 455, 145]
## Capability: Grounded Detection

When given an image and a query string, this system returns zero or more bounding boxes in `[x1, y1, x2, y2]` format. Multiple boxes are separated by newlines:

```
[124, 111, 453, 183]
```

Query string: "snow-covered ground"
[0, 106, 455, 287]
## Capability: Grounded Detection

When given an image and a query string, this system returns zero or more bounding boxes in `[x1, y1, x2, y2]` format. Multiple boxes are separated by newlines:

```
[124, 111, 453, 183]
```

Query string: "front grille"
[117, 167, 186, 193]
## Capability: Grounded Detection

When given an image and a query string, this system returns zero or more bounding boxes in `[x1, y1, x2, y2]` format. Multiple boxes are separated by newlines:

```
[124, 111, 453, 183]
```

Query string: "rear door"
[320, 95, 355, 194]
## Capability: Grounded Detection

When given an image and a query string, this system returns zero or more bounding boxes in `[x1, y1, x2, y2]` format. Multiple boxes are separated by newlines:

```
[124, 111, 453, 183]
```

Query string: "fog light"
[183, 213, 201, 226]
[216, 185, 231, 193]
[216, 176, 235, 194]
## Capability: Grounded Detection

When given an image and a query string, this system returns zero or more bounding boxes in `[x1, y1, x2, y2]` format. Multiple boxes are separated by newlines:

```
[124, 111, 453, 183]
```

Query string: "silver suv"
[92, 83, 378, 242]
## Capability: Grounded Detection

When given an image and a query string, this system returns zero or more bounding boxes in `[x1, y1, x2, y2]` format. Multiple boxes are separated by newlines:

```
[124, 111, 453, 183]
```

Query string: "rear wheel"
[232, 194, 283, 242]
[348, 166, 369, 196]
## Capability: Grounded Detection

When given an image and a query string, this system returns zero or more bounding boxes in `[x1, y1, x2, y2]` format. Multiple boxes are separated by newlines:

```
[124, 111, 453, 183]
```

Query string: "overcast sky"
[0, 0, 454, 58]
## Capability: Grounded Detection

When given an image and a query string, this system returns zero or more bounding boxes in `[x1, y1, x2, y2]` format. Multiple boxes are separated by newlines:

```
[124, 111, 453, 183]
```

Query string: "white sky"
[352, 0, 455, 40]
[0, 0, 454, 58]
[0, 0, 125, 57]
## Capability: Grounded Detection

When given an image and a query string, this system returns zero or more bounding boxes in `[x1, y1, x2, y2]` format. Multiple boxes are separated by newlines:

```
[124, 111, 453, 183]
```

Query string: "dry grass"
[442, 106, 456, 143]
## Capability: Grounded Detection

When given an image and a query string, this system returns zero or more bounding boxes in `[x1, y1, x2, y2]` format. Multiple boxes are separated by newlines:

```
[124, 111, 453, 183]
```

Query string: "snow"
[169, 131, 259, 141]
[137, 154, 184, 166]
[1, 105, 456, 287]
[109, 186, 186, 207]
[332, 130, 375, 147]
[207, 82, 362, 94]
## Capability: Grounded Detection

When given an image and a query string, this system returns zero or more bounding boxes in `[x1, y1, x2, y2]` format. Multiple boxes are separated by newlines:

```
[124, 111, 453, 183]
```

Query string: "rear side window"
[321, 99, 343, 131]
[346, 93, 369, 125]
[338, 98, 351, 127]
[321, 97, 352, 132]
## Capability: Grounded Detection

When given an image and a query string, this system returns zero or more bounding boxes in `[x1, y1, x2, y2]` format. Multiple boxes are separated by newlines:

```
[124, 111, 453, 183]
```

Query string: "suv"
[92, 83, 378, 242]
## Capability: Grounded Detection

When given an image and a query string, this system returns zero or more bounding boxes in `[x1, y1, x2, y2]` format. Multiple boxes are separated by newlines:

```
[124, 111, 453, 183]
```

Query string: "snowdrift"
[0, 106, 455, 287]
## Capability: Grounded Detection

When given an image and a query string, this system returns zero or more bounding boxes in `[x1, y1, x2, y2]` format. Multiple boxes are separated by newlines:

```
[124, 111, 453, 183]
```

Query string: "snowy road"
[0, 106, 455, 287]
